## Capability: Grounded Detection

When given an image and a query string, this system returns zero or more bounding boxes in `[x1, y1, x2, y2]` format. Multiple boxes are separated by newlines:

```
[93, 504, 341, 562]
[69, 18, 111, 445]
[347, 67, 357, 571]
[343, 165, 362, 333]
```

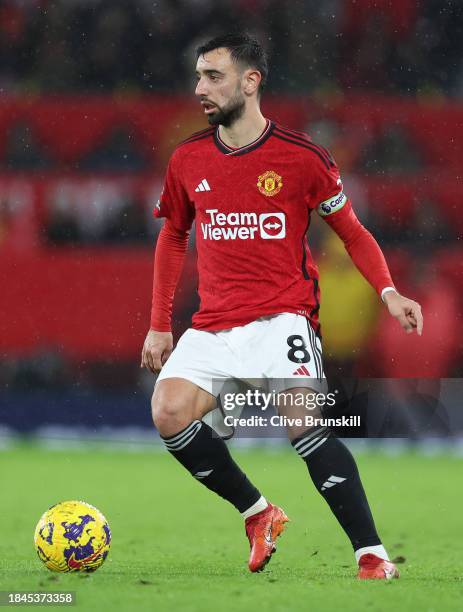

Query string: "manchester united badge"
[257, 170, 283, 197]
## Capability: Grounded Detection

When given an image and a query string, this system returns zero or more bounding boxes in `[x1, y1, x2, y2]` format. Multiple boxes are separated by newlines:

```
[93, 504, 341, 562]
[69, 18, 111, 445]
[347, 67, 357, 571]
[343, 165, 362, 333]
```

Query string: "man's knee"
[151, 378, 217, 436]
[151, 386, 191, 435]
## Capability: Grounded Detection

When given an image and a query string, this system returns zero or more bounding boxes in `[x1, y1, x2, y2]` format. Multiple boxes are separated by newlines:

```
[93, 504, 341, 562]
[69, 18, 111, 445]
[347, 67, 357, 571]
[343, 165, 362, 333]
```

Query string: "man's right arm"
[141, 146, 194, 373]
[141, 220, 189, 373]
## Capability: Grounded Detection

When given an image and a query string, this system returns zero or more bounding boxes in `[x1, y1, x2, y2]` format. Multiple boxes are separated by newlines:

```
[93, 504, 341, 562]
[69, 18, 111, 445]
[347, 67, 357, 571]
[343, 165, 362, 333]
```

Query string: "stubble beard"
[206, 91, 246, 128]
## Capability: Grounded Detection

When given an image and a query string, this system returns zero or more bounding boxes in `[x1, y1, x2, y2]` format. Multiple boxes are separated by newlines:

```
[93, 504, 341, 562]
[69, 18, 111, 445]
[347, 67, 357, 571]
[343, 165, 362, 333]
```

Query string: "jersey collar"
[213, 119, 274, 156]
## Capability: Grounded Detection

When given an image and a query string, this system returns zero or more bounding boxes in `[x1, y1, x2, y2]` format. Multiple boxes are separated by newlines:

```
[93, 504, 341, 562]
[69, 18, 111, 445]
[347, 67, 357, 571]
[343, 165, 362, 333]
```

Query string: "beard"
[205, 90, 246, 127]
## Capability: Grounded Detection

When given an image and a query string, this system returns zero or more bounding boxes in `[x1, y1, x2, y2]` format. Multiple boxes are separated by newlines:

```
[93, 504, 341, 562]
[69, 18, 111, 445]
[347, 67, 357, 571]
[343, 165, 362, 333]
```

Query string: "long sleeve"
[322, 201, 395, 297]
[150, 220, 189, 332]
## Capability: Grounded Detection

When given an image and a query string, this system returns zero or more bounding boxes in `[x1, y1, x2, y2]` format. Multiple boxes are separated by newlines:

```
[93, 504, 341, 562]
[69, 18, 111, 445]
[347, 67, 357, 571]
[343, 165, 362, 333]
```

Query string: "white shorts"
[156, 312, 325, 396]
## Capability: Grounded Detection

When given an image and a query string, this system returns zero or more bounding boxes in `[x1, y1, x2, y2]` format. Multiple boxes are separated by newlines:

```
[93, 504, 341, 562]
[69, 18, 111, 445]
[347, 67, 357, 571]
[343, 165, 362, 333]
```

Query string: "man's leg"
[153, 377, 265, 513]
[277, 389, 398, 579]
[152, 377, 288, 571]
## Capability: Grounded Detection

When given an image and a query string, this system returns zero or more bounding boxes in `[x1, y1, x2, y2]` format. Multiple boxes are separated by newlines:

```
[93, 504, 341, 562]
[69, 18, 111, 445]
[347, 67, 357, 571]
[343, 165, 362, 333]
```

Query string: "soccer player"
[141, 33, 423, 579]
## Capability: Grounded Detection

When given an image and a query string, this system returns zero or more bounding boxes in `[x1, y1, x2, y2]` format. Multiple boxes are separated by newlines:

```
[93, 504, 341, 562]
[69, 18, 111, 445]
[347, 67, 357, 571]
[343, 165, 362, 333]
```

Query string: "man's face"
[195, 48, 246, 127]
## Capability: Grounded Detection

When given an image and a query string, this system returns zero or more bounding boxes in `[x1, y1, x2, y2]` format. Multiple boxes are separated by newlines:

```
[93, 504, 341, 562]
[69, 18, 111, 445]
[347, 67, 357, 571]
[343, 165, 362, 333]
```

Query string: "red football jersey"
[154, 120, 348, 332]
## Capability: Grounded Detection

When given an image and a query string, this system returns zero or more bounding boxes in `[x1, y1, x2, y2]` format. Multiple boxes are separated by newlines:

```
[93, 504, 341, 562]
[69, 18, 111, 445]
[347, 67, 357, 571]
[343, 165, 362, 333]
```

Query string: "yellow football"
[34, 500, 111, 572]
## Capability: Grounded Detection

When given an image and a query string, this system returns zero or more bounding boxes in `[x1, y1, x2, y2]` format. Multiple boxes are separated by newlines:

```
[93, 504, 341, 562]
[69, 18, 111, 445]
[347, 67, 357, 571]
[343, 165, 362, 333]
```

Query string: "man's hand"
[383, 291, 423, 335]
[141, 329, 173, 374]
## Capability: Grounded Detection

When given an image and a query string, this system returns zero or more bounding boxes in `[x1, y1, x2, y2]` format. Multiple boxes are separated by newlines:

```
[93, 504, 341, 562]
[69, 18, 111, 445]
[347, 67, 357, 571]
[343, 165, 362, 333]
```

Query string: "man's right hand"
[140, 329, 173, 374]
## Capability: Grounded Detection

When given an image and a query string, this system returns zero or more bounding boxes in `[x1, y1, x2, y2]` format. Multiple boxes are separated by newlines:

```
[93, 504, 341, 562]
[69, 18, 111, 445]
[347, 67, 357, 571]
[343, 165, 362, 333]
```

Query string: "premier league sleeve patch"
[317, 191, 347, 216]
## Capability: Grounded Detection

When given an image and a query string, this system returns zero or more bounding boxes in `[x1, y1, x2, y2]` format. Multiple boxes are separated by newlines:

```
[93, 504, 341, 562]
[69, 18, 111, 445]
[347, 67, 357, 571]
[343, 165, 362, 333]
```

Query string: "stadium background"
[0, 2, 462, 610]
[0, 0, 462, 440]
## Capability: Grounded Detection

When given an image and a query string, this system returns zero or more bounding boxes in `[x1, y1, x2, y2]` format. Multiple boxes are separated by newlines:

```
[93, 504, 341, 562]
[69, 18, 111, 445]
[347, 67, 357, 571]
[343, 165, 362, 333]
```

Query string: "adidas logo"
[292, 365, 310, 376]
[195, 179, 211, 192]
[194, 469, 213, 480]
[321, 475, 346, 491]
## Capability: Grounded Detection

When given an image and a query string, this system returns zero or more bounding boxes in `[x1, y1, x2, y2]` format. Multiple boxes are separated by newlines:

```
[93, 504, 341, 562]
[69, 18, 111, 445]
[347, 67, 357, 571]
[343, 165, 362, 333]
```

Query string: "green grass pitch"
[0, 444, 462, 611]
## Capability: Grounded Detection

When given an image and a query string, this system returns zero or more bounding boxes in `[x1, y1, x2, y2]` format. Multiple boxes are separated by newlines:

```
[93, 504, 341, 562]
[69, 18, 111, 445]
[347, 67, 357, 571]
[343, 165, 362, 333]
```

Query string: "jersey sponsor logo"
[200, 209, 286, 241]
[259, 213, 285, 239]
[317, 191, 347, 216]
[257, 170, 283, 197]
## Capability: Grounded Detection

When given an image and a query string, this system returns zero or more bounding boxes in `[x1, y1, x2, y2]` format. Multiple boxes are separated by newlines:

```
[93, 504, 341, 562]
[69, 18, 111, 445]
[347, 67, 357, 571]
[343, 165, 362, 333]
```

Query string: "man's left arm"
[321, 200, 423, 335]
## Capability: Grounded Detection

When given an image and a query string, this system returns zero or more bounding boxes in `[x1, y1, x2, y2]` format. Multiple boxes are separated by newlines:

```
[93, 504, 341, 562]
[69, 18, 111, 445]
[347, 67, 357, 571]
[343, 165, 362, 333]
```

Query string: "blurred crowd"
[1, 0, 462, 386]
[0, 0, 462, 96]
[0, 114, 456, 250]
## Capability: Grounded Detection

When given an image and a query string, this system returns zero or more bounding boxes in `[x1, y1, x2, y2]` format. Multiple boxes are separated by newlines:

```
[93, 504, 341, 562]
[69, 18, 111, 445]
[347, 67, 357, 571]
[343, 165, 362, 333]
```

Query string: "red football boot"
[357, 553, 400, 580]
[245, 503, 289, 572]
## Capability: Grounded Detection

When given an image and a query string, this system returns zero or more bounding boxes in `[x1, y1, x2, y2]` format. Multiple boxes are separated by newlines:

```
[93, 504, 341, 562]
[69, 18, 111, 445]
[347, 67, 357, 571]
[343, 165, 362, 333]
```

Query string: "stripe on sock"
[293, 427, 327, 451]
[162, 420, 200, 444]
[292, 427, 330, 458]
[299, 436, 328, 457]
[164, 425, 202, 451]
[162, 420, 202, 451]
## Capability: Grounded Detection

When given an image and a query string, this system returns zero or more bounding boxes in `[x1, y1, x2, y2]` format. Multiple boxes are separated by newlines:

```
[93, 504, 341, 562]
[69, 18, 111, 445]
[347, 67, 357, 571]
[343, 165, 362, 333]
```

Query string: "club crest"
[257, 170, 283, 197]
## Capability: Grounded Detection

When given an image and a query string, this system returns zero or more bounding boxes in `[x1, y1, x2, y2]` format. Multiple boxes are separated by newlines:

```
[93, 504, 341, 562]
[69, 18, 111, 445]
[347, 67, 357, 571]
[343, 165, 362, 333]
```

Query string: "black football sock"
[161, 420, 262, 513]
[292, 427, 382, 551]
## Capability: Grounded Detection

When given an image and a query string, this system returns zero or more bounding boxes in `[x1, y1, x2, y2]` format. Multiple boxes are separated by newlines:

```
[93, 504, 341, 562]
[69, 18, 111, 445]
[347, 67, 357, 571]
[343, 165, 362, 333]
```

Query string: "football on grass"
[34, 500, 111, 572]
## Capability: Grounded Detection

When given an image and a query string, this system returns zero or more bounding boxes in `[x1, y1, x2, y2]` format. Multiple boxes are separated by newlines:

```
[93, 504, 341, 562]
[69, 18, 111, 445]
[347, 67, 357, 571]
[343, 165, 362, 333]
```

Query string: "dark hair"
[196, 33, 268, 95]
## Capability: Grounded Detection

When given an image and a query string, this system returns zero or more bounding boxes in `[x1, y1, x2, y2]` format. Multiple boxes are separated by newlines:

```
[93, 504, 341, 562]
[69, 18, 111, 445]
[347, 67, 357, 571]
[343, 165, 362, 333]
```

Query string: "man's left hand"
[383, 291, 423, 335]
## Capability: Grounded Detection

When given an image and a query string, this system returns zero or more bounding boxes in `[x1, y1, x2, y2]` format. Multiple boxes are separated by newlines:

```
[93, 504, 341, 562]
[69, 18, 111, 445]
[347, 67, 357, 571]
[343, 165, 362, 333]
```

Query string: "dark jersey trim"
[310, 277, 320, 319]
[274, 126, 334, 166]
[315, 143, 335, 165]
[213, 120, 274, 156]
[179, 127, 214, 145]
[213, 130, 231, 154]
[301, 211, 311, 281]
[274, 126, 312, 142]
[311, 142, 334, 166]
[300, 210, 321, 335]
[177, 129, 215, 149]
[273, 132, 330, 170]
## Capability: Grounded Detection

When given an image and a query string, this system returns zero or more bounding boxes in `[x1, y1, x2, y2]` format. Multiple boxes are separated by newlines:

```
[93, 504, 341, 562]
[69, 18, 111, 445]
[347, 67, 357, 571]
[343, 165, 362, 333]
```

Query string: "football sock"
[161, 420, 262, 513]
[355, 544, 389, 563]
[292, 427, 382, 553]
[241, 495, 268, 520]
